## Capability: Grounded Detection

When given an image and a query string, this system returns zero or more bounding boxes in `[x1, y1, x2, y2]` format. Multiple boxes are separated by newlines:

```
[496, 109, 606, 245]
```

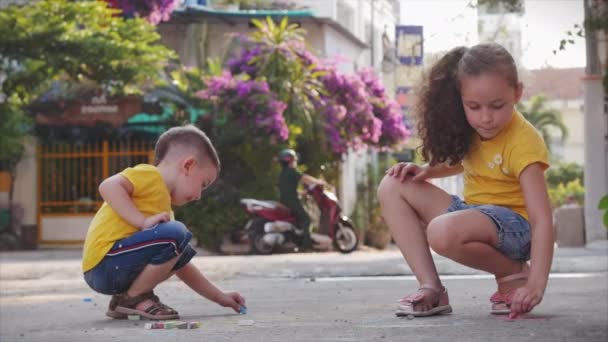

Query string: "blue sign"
[396, 26, 423, 66]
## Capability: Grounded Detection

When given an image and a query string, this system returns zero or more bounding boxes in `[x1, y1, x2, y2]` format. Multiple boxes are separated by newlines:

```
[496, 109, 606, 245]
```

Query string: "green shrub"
[546, 162, 584, 187]
[548, 179, 585, 208]
[175, 181, 248, 251]
[599, 195, 608, 229]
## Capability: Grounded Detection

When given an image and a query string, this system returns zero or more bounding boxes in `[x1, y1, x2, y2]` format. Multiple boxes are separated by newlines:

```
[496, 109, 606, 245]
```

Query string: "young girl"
[378, 43, 553, 318]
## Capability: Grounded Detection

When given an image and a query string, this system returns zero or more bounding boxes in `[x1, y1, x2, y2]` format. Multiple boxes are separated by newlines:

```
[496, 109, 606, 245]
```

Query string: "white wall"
[321, 24, 361, 74]
[40, 216, 93, 241]
[13, 136, 37, 226]
[528, 98, 586, 165]
[583, 77, 608, 242]
[340, 148, 370, 217]
[159, 21, 330, 69]
[432, 175, 464, 198]
[555, 101, 585, 165]
[297, 0, 338, 20]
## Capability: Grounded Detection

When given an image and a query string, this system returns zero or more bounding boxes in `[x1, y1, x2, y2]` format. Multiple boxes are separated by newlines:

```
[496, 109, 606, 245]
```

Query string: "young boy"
[82, 125, 245, 320]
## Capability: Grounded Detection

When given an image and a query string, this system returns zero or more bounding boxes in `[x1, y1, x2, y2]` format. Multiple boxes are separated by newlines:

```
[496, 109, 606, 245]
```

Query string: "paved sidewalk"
[1, 241, 606, 281]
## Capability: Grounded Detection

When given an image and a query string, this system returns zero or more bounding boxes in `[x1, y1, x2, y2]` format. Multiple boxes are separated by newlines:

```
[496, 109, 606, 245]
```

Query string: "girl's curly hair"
[415, 43, 519, 166]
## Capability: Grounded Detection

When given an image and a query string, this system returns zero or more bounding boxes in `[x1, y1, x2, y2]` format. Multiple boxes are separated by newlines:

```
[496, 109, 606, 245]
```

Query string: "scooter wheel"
[249, 220, 274, 255]
[333, 220, 358, 253]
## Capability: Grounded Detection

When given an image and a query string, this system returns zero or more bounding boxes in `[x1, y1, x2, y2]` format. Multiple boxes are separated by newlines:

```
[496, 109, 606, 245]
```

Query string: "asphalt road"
[1, 272, 607, 342]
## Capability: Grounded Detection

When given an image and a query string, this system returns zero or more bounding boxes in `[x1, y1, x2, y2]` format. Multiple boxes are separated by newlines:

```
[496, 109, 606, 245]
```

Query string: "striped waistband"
[106, 238, 179, 257]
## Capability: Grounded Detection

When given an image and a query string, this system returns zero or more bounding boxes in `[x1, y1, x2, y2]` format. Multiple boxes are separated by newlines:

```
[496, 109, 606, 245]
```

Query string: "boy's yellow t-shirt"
[462, 110, 549, 220]
[82, 164, 172, 272]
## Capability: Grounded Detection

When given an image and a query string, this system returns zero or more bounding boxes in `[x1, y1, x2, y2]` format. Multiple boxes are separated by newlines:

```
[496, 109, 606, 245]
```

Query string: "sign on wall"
[395, 25, 423, 131]
[34, 93, 142, 127]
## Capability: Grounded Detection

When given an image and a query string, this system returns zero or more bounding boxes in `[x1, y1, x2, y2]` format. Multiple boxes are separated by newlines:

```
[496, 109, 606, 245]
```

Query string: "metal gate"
[37, 140, 154, 244]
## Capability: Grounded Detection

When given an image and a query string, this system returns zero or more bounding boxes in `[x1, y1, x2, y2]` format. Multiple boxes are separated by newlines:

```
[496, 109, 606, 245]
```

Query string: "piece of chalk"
[187, 322, 201, 329]
[145, 322, 172, 329]
[127, 315, 140, 321]
[239, 306, 247, 315]
[144, 321, 199, 329]
[164, 321, 179, 329]
[83, 298, 92, 302]
[238, 319, 255, 326]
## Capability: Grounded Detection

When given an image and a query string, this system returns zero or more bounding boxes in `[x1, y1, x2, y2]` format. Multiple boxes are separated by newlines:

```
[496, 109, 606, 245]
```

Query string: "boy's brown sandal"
[106, 291, 179, 320]
[105, 294, 127, 319]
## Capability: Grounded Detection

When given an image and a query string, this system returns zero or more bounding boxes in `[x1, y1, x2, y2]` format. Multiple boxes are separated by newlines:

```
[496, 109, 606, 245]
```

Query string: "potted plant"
[365, 206, 392, 250]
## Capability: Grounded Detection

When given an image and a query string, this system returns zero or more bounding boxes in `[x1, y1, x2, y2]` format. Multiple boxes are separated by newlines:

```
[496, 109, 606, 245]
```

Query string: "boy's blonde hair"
[154, 125, 220, 171]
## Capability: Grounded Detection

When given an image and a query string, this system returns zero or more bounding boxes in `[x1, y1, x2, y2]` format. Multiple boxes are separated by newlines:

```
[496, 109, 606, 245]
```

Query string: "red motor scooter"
[240, 184, 358, 254]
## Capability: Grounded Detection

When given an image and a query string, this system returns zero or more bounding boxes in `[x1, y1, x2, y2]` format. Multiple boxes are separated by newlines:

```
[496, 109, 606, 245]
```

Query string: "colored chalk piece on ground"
[176, 321, 200, 329]
[163, 321, 179, 329]
[127, 315, 140, 320]
[187, 322, 201, 329]
[145, 322, 164, 329]
[144, 321, 199, 330]
[239, 306, 247, 315]
[83, 298, 92, 302]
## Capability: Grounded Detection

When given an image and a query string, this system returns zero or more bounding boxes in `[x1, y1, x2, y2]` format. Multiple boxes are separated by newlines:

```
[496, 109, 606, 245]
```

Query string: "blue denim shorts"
[84, 221, 197, 295]
[446, 195, 531, 261]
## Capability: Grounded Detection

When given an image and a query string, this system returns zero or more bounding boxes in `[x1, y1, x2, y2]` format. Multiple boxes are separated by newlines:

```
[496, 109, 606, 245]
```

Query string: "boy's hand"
[386, 163, 429, 182]
[509, 284, 544, 317]
[218, 292, 246, 313]
[140, 212, 170, 229]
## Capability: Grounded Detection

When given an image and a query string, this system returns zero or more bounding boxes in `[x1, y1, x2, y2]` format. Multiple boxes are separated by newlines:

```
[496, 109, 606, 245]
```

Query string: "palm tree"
[517, 95, 568, 151]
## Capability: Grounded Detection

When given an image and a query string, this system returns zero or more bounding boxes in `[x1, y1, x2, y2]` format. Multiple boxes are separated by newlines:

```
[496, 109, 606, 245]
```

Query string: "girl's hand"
[509, 285, 544, 318]
[141, 212, 170, 229]
[386, 163, 430, 182]
[218, 292, 246, 313]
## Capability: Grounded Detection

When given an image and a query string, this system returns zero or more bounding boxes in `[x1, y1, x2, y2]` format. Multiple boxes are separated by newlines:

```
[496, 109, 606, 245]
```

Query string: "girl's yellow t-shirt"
[462, 110, 549, 220]
[82, 164, 172, 272]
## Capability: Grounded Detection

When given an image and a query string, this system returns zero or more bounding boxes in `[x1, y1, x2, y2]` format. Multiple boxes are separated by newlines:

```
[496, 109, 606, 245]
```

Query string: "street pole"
[371, 0, 375, 68]
[582, 0, 608, 242]
[368, 0, 376, 230]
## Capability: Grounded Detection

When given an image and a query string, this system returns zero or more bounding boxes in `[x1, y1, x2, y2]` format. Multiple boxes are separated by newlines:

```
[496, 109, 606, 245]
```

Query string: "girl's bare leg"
[427, 210, 525, 291]
[377, 176, 453, 289]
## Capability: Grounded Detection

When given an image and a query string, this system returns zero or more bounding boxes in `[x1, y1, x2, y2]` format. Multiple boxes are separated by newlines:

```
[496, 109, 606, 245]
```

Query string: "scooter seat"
[241, 199, 287, 210]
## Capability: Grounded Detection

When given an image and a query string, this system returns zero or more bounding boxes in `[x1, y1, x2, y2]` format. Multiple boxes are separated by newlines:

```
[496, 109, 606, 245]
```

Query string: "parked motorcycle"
[240, 183, 358, 254]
